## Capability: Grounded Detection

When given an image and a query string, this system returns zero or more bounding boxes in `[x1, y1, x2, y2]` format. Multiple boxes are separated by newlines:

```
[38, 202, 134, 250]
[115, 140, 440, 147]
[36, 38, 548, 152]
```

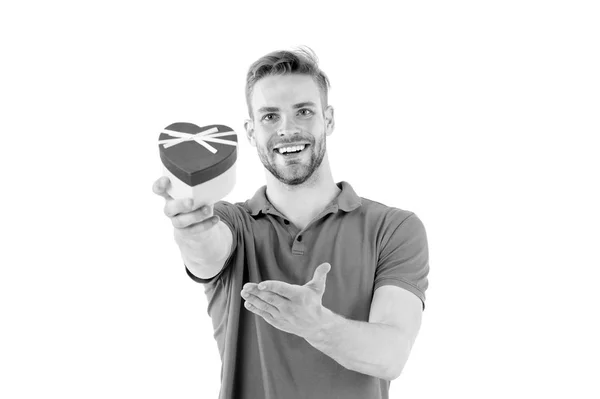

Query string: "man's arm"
[183, 220, 233, 279]
[242, 257, 426, 380]
[305, 285, 423, 381]
[153, 176, 235, 280]
[242, 271, 423, 381]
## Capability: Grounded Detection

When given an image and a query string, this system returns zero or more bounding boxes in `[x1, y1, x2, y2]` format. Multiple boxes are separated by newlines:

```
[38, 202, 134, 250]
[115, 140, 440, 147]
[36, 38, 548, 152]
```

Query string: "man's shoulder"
[356, 197, 426, 254]
[214, 199, 250, 210]
[214, 185, 267, 216]
[214, 199, 253, 216]
[356, 196, 415, 221]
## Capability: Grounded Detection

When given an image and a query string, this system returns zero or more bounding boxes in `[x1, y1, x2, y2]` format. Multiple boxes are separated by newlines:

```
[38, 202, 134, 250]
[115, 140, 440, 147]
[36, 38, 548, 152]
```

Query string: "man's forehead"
[251, 74, 322, 110]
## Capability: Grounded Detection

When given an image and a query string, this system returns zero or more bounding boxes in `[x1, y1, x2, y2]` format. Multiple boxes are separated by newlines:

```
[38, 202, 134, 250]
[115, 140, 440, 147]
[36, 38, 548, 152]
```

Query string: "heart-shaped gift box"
[158, 122, 238, 205]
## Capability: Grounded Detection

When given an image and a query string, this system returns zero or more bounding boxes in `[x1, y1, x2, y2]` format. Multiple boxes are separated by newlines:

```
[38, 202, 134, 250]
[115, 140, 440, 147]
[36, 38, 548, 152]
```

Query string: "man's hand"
[240, 262, 332, 340]
[152, 176, 220, 247]
[152, 176, 233, 276]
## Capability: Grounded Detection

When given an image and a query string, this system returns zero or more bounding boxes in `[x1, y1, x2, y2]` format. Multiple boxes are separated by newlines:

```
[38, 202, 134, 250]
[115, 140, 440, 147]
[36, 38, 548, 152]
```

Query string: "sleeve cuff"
[184, 263, 223, 284]
[374, 277, 427, 311]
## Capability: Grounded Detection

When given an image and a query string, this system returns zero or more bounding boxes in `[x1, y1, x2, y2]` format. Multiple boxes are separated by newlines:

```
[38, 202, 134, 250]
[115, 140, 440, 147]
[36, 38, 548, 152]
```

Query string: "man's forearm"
[305, 307, 411, 381]
[180, 222, 232, 279]
[179, 222, 230, 265]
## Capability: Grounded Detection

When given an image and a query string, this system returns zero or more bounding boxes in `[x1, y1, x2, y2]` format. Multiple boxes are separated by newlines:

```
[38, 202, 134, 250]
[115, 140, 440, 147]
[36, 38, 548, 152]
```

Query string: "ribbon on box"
[158, 127, 237, 154]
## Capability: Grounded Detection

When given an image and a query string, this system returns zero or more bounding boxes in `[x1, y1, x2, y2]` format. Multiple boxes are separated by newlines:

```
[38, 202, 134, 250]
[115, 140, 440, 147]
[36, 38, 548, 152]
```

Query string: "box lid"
[158, 122, 238, 186]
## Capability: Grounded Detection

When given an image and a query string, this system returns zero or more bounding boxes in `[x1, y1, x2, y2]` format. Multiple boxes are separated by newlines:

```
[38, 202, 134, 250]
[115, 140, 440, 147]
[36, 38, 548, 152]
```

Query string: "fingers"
[170, 204, 215, 229]
[242, 284, 289, 309]
[161, 190, 215, 217]
[187, 215, 220, 234]
[173, 215, 221, 243]
[152, 176, 173, 201]
[258, 281, 297, 300]
[154, 175, 217, 231]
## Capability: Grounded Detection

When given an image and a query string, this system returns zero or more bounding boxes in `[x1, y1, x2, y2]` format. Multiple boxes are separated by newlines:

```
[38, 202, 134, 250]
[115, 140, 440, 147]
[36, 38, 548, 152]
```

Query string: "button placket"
[292, 232, 305, 255]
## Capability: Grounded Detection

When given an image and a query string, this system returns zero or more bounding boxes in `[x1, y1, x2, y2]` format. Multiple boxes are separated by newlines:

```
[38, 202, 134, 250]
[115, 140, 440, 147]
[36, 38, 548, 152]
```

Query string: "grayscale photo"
[1, 1, 598, 398]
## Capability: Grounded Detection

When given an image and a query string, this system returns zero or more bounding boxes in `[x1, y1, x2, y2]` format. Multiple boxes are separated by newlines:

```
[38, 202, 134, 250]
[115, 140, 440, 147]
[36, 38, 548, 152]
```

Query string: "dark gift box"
[158, 122, 238, 205]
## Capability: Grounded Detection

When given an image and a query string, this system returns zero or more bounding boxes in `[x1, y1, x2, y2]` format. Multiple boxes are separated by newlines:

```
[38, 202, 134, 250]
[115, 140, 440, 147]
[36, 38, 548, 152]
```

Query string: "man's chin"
[277, 172, 310, 185]
[278, 177, 310, 186]
[272, 166, 315, 186]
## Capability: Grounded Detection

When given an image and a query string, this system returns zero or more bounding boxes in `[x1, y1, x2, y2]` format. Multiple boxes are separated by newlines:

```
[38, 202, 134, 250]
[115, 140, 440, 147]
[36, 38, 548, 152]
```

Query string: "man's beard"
[257, 133, 326, 186]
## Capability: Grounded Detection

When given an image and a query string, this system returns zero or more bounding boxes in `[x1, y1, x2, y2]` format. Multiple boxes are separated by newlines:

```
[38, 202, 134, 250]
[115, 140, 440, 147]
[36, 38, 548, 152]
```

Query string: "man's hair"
[245, 46, 331, 118]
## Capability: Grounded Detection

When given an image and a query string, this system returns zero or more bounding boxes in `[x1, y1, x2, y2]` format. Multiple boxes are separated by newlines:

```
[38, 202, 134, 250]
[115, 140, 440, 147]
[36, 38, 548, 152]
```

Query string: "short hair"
[245, 46, 331, 118]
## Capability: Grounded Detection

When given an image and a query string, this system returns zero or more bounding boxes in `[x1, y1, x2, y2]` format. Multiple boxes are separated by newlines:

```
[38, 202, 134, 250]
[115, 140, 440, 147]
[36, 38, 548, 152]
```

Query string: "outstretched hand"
[240, 262, 332, 340]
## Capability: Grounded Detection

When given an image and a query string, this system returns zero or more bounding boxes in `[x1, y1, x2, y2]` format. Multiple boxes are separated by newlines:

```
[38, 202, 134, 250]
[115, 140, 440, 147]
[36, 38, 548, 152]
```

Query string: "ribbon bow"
[158, 127, 237, 154]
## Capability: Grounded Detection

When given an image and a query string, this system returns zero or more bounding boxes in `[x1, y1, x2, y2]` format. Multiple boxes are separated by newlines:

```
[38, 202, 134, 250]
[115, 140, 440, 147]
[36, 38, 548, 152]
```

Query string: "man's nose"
[276, 117, 301, 136]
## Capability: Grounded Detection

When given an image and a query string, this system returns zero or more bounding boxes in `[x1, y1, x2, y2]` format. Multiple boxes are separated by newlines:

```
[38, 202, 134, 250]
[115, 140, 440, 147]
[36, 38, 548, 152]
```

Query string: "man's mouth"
[274, 144, 309, 157]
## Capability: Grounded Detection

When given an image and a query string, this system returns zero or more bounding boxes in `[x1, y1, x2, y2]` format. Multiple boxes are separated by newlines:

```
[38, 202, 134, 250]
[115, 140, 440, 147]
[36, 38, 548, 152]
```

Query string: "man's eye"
[262, 114, 278, 122]
[299, 109, 314, 117]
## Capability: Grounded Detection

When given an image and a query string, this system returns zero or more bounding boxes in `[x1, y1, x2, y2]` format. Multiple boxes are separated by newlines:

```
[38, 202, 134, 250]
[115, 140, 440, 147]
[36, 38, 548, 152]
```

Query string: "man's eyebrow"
[257, 106, 279, 113]
[257, 102, 318, 114]
[293, 102, 317, 109]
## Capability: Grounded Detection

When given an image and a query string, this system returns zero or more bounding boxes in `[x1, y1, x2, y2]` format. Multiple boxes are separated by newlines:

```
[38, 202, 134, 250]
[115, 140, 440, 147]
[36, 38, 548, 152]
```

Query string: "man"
[153, 47, 429, 399]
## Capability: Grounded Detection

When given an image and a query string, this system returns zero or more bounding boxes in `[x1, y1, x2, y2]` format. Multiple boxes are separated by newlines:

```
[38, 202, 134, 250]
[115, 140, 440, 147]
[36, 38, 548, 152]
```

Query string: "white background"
[1, 1, 599, 398]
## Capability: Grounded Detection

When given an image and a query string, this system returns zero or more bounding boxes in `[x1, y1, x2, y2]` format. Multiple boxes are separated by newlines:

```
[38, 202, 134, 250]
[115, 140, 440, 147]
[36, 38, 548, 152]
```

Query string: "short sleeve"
[184, 200, 240, 284]
[374, 212, 430, 310]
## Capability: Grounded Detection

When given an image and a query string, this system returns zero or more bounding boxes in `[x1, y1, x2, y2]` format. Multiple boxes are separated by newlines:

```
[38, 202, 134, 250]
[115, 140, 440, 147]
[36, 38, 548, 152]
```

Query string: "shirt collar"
[245, 181, 362, 216]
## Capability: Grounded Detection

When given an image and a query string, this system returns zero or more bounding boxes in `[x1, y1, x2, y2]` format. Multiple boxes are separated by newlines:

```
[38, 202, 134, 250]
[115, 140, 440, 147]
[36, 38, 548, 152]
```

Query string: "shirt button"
[297, 235, 303, 242]
[284, 220, 290, 225]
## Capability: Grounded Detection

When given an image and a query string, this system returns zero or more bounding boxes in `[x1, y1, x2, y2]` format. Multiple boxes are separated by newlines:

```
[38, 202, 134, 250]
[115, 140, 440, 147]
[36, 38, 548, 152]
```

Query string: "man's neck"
[264, 160, 341, 229]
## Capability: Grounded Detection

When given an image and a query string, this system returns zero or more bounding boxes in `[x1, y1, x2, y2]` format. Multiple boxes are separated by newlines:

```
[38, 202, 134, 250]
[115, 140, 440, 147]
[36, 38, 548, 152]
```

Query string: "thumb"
[306, 262, 331, 293]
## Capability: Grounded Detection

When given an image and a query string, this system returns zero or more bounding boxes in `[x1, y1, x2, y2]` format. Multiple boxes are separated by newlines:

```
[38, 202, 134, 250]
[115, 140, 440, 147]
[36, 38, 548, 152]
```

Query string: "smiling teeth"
[277, 145, 306, 154]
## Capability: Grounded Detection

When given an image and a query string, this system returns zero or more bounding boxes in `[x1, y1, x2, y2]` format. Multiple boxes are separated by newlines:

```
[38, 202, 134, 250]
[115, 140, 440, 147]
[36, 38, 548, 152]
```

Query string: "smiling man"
[153, 47, 430, 399]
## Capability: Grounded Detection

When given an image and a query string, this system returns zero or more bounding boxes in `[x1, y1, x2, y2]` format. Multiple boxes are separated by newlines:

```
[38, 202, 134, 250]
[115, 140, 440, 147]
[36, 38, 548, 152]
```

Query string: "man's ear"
[324, 105, 335, 136]
[244, 119, 256, 147]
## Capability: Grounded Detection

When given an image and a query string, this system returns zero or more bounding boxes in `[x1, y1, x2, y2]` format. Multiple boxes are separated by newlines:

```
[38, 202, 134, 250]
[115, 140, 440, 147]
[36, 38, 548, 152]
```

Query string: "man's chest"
[245, 222, 378, 321]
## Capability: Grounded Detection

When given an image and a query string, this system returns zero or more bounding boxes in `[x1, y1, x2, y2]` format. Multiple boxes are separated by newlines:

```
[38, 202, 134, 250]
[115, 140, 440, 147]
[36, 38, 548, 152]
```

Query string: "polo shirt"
[185, 181, 429, 399]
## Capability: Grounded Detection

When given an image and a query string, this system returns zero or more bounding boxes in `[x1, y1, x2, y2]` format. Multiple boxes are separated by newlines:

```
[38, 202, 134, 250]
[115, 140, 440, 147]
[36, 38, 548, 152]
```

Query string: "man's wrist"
[305, 306, 338, 345]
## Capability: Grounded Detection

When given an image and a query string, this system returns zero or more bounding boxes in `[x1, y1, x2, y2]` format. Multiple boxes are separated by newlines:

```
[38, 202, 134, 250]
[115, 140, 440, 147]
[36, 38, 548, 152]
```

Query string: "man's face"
[246, 74, 334, 186]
